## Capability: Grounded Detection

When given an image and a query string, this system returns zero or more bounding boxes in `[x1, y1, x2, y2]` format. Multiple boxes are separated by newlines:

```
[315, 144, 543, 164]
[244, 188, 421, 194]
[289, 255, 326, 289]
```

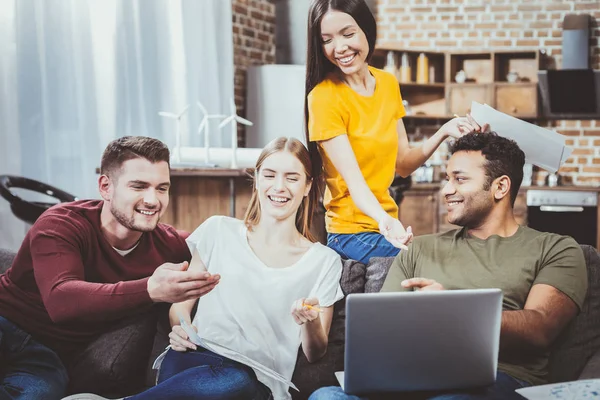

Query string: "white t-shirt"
[186, 216, 344, 400]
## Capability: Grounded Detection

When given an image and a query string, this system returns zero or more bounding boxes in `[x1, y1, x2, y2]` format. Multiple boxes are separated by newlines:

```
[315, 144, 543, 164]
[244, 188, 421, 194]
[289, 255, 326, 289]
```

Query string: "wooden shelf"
[400, 83, 445, 88]
[373, 48, 541, 119]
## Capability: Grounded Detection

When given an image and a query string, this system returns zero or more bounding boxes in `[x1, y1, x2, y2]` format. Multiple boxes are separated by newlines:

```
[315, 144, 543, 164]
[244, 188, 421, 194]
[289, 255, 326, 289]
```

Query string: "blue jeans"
[309, 371, 531, 400]
[328, 232, 400, 265]
[0, 316, 69, 400]
[127, 347, 272, 399]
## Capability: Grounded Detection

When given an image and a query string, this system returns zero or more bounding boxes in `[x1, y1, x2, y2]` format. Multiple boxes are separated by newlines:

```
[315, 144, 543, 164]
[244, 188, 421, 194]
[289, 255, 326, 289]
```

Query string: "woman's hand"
[169, 325, 197, 352]
[291, 297, 321, 325]
[379, 214, 413, 250]
[440, 113, 490, 140]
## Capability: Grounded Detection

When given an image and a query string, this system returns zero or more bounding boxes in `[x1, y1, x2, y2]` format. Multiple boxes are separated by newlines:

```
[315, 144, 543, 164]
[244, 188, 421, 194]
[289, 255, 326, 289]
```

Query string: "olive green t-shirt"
[381, 225, 587, 386]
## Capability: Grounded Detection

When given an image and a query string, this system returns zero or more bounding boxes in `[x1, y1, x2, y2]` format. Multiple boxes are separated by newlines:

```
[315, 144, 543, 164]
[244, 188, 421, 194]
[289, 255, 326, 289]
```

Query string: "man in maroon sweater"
[0, 136, 220, 399]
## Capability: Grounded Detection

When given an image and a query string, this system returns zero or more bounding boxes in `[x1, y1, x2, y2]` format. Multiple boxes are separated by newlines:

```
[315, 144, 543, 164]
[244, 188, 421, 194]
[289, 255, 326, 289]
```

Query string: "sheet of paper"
[178, 316, 299, 391]
[515, 379, 600, 399]
[470, 102, 573, 173]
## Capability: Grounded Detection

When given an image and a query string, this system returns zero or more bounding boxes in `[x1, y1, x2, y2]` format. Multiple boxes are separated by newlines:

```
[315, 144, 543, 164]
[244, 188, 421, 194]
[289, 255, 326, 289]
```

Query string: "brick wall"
[376, 0, 600, 186]
[232, 0, 276, 145]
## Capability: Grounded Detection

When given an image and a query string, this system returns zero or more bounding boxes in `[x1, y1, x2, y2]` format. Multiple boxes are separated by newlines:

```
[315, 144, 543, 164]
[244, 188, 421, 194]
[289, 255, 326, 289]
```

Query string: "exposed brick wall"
[376, 0, 600, 186]
[232, 0, 276, 145]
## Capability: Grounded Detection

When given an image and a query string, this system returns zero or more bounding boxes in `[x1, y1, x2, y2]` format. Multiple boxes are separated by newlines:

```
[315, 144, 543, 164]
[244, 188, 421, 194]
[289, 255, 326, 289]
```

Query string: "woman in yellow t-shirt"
[304, 0, 486, 264]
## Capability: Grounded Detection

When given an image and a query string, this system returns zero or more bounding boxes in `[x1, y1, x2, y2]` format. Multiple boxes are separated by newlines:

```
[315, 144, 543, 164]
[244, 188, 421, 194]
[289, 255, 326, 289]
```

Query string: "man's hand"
[147, 261, 220, 303]
[401, 277, 444, 291]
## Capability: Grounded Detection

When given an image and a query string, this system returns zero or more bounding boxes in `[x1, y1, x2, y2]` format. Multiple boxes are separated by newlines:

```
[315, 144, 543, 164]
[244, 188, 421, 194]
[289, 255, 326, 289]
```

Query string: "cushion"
[0, 248, 16, 274]
[365, 256, 395, 293]
[548, 244, 600, 382]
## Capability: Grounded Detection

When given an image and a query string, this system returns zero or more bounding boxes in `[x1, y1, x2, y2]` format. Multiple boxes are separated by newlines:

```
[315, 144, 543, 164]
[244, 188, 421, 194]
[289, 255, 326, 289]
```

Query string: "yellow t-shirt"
[308, 66, 406, 234]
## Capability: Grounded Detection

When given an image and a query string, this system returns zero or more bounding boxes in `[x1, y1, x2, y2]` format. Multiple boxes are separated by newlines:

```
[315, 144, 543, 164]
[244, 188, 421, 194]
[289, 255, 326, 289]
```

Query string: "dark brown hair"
[100, 136, 170, 178]
[303, 0, 377, 179]
[244, 137, 318, 242]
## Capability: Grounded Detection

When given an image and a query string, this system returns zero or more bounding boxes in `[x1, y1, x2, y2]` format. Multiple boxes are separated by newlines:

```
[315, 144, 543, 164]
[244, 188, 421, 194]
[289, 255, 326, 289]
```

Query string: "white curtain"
[0, 0, 234, 250]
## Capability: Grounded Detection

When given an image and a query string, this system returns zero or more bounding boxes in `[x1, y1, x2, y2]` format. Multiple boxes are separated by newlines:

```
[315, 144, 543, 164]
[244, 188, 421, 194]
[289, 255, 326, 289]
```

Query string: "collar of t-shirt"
[112, 241, 140, 256]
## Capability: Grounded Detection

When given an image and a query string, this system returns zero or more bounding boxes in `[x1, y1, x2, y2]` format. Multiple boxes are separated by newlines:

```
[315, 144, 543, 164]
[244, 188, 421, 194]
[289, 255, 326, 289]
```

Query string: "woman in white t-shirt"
[127, 137, 343, 400]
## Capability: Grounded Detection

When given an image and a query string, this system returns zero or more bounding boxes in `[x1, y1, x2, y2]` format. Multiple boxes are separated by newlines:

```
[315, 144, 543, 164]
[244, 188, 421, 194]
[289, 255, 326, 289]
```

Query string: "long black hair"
[303, 0, 377, 180]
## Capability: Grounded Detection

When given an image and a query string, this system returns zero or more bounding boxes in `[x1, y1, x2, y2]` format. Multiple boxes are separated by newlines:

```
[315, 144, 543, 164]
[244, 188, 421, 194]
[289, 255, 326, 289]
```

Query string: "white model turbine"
[197, 101, 225, 165]
[158, 104, 190, 164]
[218, 98, 253, 169]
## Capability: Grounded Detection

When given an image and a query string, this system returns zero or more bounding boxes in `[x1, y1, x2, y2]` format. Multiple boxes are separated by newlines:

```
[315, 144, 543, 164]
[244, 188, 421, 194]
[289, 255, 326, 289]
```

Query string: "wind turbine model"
[158, 104, 190, 164]
[197, 101, 225, 166]
[218, 98, 253, 169]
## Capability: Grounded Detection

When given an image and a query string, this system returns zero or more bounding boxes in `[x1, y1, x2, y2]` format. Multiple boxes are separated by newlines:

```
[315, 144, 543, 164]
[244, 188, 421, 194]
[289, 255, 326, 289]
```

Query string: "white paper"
[178, 316, 299, 392]
[515, 379, 600, 399]
[470, 102, 573, 173]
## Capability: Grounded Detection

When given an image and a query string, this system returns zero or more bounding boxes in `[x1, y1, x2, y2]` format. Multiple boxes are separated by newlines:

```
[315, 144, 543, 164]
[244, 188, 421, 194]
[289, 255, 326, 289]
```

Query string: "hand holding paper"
[469, 101, 573, 173]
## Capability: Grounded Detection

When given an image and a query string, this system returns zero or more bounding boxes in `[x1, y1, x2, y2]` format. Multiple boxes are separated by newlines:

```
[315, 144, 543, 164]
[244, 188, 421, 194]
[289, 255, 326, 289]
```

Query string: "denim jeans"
[308, 371, 531, 400]
[308, 372, 531, 400]
[127, 347, 273, 400]
[0, 316, 69, 400]
[328, 232, 400, 265]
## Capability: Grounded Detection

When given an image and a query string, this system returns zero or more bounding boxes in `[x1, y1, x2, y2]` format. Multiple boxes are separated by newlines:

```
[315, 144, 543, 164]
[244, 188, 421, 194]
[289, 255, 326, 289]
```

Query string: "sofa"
[1, 245, 599, 399]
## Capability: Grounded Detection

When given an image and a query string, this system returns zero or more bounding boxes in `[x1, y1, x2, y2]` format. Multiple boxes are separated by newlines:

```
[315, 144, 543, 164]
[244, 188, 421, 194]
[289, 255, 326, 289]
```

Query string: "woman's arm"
[320, 135, 411, 248]
[169, 249, 218, 328]
[320, 135, 390, 224]
[292, 299, 334, 363]
[395, 115, 487, 177]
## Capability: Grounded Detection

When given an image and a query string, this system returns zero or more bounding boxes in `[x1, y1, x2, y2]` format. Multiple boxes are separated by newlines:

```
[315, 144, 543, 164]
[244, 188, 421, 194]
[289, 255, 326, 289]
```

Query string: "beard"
[447, 195, 494, 228]
[110, 203, 158, 232]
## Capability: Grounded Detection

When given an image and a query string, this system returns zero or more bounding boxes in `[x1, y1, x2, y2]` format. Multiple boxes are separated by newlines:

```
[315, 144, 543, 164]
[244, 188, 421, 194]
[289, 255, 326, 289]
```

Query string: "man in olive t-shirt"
[379, 132, 587, 399]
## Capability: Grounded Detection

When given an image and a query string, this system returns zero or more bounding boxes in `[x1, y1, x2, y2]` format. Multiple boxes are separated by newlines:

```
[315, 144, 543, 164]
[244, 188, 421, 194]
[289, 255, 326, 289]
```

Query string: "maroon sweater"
[0, 200, 191, 358]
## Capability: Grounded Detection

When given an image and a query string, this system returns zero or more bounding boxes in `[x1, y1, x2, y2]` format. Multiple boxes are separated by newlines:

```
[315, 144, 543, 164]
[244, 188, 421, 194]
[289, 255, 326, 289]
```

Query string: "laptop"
[336, 288, 503, 395]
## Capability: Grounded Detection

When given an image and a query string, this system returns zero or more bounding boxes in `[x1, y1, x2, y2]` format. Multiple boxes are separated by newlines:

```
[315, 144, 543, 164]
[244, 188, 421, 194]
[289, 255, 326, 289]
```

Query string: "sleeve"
[380, 241, 416, 292]
[533, 235, 588, 311]
[30, 216, 153, 324]
[309, 252, 344, 307]
[185, 215, 221, 271]
[395, 80, 407, 120]
[307, 85, 348, 142]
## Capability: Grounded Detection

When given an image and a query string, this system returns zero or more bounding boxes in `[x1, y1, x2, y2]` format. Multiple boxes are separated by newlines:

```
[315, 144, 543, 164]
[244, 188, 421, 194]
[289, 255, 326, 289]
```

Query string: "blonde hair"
[243, 137, 318, 242]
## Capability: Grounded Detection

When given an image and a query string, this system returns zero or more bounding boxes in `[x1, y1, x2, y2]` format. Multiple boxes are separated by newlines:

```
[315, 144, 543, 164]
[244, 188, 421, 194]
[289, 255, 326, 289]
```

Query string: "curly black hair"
[449, 132, 525, 206]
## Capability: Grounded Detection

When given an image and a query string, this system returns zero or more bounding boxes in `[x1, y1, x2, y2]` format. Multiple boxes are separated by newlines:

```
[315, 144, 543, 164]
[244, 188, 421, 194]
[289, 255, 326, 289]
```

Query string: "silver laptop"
[336, 288, 503, 395]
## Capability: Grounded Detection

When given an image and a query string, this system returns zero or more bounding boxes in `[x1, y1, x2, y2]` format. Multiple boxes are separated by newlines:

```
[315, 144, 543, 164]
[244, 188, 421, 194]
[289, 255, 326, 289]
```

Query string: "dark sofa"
[1, 245, 599, 399]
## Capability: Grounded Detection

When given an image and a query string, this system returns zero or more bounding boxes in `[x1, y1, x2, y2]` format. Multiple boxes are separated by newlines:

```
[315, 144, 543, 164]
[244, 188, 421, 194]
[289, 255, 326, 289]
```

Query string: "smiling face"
[320, 10, 370, 77]
[442, 151, 496, 228]
[256, 150, 312, 223]
[103, 158, 170, 232]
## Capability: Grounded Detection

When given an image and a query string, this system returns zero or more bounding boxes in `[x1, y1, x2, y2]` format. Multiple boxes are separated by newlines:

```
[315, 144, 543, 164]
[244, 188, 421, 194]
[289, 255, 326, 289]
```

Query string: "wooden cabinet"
[494, 84, 538, 118]
[398, 186, 440, 235]
[371, 48, 541, 119]
[448, 84, 492, 116]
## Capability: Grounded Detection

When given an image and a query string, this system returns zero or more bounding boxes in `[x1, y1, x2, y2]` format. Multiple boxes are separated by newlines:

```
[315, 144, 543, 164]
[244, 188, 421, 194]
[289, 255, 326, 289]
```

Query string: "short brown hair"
[100, 136, 170, 177]
[244, 137, 318, 242]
